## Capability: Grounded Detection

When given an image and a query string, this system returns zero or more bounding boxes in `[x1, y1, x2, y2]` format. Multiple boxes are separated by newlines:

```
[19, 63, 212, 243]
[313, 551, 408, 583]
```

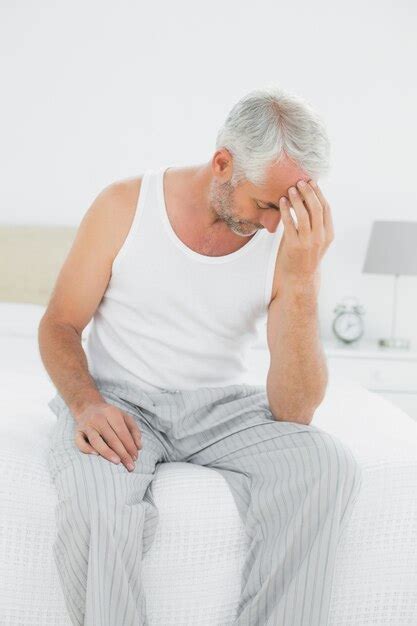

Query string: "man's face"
[209, 155, 313, 237]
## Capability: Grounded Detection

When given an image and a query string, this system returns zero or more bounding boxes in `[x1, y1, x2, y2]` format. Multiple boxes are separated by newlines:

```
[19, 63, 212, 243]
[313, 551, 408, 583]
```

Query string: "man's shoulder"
[86, 175, 145, 263]
[96, 175, 143, 212]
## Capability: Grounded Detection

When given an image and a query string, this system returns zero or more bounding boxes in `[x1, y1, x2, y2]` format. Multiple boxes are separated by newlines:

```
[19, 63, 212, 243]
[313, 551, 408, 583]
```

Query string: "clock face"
[333, 312, 364, 342]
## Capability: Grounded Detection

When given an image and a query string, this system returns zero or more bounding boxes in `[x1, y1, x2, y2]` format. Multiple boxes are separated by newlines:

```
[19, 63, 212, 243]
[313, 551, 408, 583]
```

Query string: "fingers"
[73, 403, 144, 472]
[296, 180, 324, 236]
[283, 180, 333, 247]
[75, 431, 100, 455]
[77, 427, 122, 465]
[287, 186, 312, 240]
[106, 410, 141, 463]
[123, 412, 143, 452]
[98, 421, 137, 470]
[309, 180, 335, 241]
[279, 197, 298, 241]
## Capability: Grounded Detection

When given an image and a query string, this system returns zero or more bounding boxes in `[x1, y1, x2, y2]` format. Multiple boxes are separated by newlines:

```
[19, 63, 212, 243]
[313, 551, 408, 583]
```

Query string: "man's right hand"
[73, 401, 142, 471]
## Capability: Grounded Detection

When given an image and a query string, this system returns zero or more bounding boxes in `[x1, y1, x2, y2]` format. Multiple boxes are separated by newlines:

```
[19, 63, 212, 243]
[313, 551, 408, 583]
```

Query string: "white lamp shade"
[362, 220, 417, 276]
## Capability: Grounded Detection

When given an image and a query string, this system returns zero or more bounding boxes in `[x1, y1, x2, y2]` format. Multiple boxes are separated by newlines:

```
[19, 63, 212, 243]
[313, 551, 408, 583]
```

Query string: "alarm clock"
[332, 297, 365, 344]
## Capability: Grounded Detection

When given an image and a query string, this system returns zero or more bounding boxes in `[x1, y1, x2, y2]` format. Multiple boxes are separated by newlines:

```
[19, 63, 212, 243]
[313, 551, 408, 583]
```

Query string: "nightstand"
[323, 339, 417, 423]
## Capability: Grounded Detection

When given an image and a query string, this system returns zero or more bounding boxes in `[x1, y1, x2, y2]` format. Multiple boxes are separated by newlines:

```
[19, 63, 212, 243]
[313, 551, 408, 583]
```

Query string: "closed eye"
[256, 201, 279, 211]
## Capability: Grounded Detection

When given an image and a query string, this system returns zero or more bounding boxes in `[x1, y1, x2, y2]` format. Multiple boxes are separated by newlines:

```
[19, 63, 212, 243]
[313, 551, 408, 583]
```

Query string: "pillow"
[0, 302, 47, 337]
[0, 301, 265, 348]
[0, 302, 93, 340]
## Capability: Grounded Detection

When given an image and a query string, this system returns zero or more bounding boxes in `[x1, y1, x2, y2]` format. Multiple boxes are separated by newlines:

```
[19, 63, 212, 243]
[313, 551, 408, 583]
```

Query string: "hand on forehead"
[255, 157, 314, 206]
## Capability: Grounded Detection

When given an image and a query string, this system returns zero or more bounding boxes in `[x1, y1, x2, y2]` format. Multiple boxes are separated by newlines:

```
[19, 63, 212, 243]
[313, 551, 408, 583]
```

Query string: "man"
[39, 86, 363, 626]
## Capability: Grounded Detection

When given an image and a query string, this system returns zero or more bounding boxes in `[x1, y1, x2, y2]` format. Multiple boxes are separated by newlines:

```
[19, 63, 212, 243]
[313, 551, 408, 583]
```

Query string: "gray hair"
[215, 85, 331, 187]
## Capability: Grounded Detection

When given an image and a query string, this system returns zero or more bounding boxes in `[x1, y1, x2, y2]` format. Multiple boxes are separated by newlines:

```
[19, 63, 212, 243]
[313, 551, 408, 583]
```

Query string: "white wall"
[1, 0, 416, 345]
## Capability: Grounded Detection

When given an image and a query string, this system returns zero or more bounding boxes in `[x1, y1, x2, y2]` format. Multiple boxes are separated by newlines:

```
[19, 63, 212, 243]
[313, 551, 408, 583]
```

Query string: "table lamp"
[362, 220, 417, 349]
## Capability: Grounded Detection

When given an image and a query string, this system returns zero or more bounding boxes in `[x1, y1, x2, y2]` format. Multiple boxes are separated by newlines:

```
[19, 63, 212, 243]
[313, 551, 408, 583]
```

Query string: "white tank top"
[85, 166, 283, 392]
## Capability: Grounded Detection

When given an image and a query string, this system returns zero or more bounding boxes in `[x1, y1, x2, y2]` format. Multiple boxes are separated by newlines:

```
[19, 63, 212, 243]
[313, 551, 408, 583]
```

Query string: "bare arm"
[265, 179, 334, 425]
[266, 277, 328, 425]
[38, 177, 143, 468]
[38, 180, 130, 415]
[38, 320, 103, 417]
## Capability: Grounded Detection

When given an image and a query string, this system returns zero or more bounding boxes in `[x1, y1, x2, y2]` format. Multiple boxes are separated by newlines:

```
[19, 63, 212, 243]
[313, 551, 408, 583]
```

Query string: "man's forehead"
[261, 158, 311, 194]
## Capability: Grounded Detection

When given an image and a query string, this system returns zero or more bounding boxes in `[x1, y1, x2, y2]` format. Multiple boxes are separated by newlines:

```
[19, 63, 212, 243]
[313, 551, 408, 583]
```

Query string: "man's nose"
[261, 212, 281, 233]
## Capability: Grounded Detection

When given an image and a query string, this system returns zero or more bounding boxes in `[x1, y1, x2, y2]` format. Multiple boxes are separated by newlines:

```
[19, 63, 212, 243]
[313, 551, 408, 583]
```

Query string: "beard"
[208, 178, 261, 237]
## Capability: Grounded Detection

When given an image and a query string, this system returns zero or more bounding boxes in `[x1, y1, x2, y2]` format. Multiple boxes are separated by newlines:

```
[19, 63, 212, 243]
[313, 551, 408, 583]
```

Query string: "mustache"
[236, 220, 264, 229]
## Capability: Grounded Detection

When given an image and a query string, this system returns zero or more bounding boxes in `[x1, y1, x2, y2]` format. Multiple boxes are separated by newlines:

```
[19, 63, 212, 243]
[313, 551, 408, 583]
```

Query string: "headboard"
[0, 224, 77, 305]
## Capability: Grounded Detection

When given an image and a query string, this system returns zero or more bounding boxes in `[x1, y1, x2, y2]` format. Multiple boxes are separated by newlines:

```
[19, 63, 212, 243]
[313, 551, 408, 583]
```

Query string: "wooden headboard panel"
[0, 224, 77, 305]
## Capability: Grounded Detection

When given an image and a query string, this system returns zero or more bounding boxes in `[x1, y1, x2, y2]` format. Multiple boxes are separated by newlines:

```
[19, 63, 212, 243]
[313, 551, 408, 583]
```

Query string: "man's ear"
[212, 149, 234, 178]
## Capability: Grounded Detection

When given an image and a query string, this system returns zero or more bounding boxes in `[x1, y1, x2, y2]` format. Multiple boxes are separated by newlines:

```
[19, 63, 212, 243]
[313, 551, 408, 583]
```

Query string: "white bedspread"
[1, 329, 417, 625]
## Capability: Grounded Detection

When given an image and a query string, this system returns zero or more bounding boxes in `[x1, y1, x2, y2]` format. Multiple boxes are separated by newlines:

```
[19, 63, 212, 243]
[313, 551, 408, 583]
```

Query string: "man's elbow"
[269, 394, 325, 425]
[271, 407, 316, 425]
[267, 377, 328, 426]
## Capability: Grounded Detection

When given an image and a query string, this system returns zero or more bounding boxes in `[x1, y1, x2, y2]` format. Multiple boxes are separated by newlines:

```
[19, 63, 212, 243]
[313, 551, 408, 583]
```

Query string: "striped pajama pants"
[47, 377, 363, 626]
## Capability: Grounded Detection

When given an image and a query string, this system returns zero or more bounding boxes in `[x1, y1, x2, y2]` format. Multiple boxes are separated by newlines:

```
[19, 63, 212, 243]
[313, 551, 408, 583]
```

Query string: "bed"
[0, 226, 416, 625]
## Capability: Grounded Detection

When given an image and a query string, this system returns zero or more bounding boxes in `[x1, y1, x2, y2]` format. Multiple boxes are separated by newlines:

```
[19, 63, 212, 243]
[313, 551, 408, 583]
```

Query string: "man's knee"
[252, 424, 362, 497]
[304, 428, 363, 499]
